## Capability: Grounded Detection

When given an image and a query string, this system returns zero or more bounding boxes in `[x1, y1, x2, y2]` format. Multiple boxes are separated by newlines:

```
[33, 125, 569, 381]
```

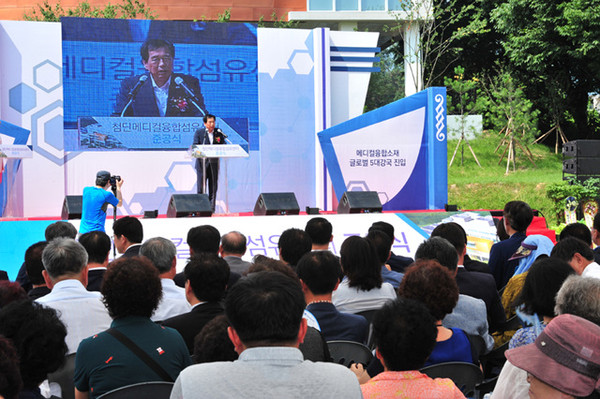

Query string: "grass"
[447, 132, 564, 228]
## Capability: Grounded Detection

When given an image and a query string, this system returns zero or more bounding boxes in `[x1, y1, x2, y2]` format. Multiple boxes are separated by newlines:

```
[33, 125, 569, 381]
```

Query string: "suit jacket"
[161, 301, 224, 354]
[223, 255, 252, 275]
[488, 232, 527, 289]
[86, 268, 106, 292]
[463, 254, 491, 274]
[387, 252, 414, 273]
[306, 302, 369, 344]
[193, 127, 227, 170]
[456, 267, 505, 332]
[122, 244, 141, 258]
[114, 73, 205, 117]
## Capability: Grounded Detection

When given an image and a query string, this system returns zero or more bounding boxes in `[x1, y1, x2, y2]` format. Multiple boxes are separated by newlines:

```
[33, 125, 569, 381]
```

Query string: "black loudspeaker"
[563, 158, 600, 175]
[562, 140, 600, 158]
[166, 194, 212, 217]
[61, 196, 82, 220]
[337, 191, 382, 214]
[253, 193, 300, 216]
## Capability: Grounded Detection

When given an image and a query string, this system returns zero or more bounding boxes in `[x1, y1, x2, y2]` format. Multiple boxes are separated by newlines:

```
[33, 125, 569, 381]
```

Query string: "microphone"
[174, 77, 198, 100]
[127, 75, 148, 99]
[215, 128, 228, 138]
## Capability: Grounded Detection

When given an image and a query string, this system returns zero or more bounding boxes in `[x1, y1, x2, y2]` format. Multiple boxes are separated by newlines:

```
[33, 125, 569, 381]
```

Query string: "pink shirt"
[361, 370, 466, 399]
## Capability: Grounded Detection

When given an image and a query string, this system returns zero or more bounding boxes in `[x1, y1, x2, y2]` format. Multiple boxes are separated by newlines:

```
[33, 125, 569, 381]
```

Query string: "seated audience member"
[171, 271, 362, 398]
[369, 221, 413, 273]
[78, 231, 111, 292]
[0, 336, 21, 399]
[0, 301, 67, 399]
[492, 274, 600, 399]
[193, 315, 238, 363]
[495, 217, 510, 241]
[24, 241, 50, 300]
[219, 231, 252, 275]
[506, 314, 600, 399]
[296, 251, 369, 343]
[139, 237, 191, 321]
[16, 221, 77, 292]
[551, 237, 600, 279]
[37, 238, 112, 354]
[415, 237, 493, 352]
[74, 256, 191, 399]
[112, 216, 143, 258]
[332, 236, 396, 314]
[249, 255, 297, 277]
[431, 222, 505, 332]
[162, 253, 229, 354]
[305, 217, 334, 251]
[360, 298, 466, 399]
[0, 281, 28, 308]
[366, 229, 403, 288]
[278, 228, 312, 269]
[593, 213, 600, 259]
[488, 201, 533, 289]
[509, 257, 575, 349]
[561, 221, 600, 264]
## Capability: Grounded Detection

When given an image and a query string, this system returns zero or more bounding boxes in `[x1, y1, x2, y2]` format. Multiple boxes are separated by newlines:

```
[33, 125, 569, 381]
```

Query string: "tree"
[364, 50, 405, 112]
[24, 0, 156, 21]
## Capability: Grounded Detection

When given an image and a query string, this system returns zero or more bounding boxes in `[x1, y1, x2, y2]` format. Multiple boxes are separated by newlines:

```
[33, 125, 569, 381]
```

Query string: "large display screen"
[61, 18, 258, 151]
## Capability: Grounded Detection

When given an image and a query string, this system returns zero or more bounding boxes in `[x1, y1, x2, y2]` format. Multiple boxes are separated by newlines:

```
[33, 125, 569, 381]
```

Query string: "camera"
[109, 175, 121, 188]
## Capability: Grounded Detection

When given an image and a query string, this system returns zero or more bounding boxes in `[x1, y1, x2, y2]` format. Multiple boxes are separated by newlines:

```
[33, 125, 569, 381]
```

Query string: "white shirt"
[151, 75, 171, 117]
[36, 279, 112, 354]
[151, 279, 192, 322]
[332, 278, 396, 314]
[582, 261, 600, 279]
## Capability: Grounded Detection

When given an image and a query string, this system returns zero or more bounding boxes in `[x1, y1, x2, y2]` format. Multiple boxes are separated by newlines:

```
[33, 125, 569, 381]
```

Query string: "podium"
[190, 144, 249, 203]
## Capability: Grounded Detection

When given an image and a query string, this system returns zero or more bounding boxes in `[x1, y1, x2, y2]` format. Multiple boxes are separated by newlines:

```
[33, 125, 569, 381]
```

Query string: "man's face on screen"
[143, 47, 173, 87]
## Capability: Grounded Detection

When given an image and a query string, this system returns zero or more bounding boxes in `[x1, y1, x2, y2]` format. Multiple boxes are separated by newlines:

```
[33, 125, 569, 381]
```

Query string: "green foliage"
[364, 49, 404, 112]
[24, 0, 156, 20]
[216, 8, 231, 22]
[546, 177, 600, 224]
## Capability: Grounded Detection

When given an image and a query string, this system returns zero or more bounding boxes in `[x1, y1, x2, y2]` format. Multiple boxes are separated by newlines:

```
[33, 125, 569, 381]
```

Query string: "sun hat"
[506, 313, 600, 396]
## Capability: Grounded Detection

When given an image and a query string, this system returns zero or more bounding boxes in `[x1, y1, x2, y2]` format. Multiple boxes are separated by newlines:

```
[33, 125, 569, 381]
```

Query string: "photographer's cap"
[96, 170, 110, 179]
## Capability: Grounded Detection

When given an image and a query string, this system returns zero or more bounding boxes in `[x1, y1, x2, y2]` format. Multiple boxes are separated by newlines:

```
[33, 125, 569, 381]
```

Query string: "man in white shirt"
[36, 238, 112, 354]
[551, 237, 600, 279]
[139, 237, 191, 322]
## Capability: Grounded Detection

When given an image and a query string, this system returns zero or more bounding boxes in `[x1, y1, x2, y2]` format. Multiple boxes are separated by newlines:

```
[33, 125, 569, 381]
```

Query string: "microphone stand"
[120, 99, 134, 117]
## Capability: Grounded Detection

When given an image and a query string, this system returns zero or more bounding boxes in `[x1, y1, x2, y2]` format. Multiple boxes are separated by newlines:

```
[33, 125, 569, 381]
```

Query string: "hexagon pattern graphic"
[9, 83, 37, 114]
[289, 51, 313, 75]
[33, 60, 62, 93]
[44, 115, 64, 151]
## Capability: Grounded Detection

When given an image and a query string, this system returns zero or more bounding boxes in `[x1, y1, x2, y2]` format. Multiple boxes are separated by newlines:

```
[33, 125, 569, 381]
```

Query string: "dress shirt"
[151, 278, 191, 322]
[583, 261, 600, 279]
[151, 76, 170, 116]
[36, 279, 112, 354]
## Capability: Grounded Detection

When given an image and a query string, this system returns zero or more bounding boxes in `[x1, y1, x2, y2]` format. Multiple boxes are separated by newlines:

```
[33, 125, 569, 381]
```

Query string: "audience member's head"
[41, 238, 88, 281]
[184, 253, 230, 302]
[372, 298, 437, 371]
[366, 229, 392, 266]
[248, 255, 297, 280]
[430, 222, 467, 256]
[305, 217, 333, 247]
[503, 200, 533, 233]
[102, 256, 162, 319]
[193, 315, 238, 364]
[44, 221, 77, 241]
[369, 221, 396, 243]
[0, 282, 27, 309]
[220, 231, 247, 256]
[559, 222, 593, 246]
[514, 257, 575, 319]
[24, 241, 47, 286]
[550, 237, 595, 275]
[593, 213, 600, 246]
[78, 231, 111, 264]
[140, 237, 176, 275]
[506, 314, 600, 398]
[414, 236, 458, 272]
[555, 275, 600, 326]
[187, 225, 220, 255]
[296, 251, 341, 295]
[225, 271, 306, 349]
[340, 235, 382, 291]
[398, 259, 459, 321]
[112, 216, 143, 253]
[495, 217, 509, 241]
[0, 301, 67, 390]
[0, 335, 21, 399]
[278, 228, 312, 266]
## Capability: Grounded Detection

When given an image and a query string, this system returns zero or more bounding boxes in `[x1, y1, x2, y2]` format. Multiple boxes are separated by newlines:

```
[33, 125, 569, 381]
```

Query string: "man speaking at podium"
[193, 114, 226, 210]
[114, 39, 206, 117]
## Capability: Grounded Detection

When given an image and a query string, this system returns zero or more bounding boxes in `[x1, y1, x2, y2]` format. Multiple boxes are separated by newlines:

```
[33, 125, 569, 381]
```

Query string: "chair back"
[97, 381, 174, 399]
[47, 353, 76, 399]
[420, 361, 483, 397]
[327, 340, 373, 367]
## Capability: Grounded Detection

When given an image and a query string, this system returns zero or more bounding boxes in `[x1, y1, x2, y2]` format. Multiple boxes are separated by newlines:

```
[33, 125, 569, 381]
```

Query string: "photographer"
[80, 170, 124, 234]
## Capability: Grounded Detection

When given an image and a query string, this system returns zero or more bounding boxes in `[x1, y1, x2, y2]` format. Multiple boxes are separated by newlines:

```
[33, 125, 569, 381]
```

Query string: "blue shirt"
[381, 265, 403, 288]
[80, 186, 118, 234]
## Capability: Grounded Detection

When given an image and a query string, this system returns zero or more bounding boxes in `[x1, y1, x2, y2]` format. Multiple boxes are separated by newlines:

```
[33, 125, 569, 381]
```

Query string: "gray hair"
[555, 275, 600, 326]
[140, 237, 176, 274]
[42, 237, 88, 279]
